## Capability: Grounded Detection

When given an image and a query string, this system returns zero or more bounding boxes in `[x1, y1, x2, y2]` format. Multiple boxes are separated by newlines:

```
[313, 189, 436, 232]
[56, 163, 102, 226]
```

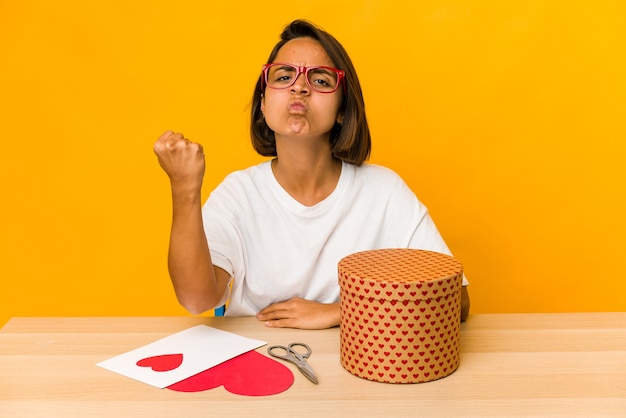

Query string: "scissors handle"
[267, 342, 311, 361]
[288, 342, 312, 359]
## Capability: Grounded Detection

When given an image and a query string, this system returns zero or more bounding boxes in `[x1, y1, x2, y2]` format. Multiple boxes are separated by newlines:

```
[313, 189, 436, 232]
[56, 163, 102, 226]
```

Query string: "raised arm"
[153, 131, 231, 314]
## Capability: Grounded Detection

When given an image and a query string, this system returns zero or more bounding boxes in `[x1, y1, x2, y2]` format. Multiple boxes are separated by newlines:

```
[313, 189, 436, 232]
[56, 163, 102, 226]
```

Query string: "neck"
[271, 143, 342, 207]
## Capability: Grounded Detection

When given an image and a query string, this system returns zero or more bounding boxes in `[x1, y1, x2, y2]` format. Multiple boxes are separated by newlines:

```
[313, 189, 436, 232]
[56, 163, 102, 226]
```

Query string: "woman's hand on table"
[257, 298, 340, 330]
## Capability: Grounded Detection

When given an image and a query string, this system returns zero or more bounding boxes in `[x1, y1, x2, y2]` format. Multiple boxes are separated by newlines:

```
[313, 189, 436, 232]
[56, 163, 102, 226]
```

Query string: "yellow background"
[1, 1, 625, 327]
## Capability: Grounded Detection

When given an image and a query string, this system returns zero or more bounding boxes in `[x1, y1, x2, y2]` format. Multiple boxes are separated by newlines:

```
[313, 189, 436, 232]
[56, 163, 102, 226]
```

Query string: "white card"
[96, 325, 266, 388]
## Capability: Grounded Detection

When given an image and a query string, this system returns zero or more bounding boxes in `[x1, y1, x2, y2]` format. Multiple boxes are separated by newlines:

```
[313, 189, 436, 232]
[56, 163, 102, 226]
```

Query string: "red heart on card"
[167, 351, 294, 396]
[136, 353, 183, 372]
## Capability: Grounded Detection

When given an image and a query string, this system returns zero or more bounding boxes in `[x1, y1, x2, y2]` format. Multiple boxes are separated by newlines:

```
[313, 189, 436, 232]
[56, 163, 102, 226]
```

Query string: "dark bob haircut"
[250, 20, 371, 165]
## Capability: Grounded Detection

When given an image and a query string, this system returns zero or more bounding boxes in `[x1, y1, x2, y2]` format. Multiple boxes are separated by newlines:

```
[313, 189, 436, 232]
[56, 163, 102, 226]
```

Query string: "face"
[261, 37, 343, 142]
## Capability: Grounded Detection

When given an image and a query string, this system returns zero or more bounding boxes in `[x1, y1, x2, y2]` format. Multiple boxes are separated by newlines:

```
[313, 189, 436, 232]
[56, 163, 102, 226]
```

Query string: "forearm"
[167, 188, 224, 314]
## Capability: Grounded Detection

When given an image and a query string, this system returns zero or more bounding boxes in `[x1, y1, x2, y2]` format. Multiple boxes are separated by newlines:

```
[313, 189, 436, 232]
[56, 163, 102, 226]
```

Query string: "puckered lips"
[288, 100, 308, 114]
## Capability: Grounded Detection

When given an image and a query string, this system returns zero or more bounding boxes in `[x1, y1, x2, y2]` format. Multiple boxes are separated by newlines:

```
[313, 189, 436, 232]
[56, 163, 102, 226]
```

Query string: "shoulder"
[348, 162, 422, 206]
[350, 162, 406, 186]
[206, 161, 272, 208]
[217, 161, 271, 189]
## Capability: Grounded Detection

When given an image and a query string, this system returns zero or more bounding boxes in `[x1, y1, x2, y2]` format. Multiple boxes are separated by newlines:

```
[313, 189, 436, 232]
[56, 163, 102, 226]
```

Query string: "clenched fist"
[154, 131, 206, 192]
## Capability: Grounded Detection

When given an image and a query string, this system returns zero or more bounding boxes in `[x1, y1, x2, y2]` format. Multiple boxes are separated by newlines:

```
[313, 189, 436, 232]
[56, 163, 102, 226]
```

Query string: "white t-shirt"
[202, 161, 467, 316]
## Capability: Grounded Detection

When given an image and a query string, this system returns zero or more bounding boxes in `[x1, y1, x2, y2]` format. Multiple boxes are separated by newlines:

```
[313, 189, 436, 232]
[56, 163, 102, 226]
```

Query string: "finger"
[263, 318, 297, 329]
[257, 299, 293, 317]
[155, 131, 184, 152]
[165, 132, 186, 147]
[256, 308, 287, 321]
[189, 142, 204, 156]
[158, 130, 174, 141]
[154, 130, 173, 153]
[257, 302, 281, 316]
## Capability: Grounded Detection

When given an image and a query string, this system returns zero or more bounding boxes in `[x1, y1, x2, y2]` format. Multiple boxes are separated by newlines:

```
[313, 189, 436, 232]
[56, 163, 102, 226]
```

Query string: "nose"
[290, 71, 310, 94]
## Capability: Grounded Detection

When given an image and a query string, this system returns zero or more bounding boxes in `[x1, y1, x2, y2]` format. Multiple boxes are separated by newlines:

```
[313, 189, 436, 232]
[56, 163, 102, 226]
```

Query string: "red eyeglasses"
[262, 63, 345, 94]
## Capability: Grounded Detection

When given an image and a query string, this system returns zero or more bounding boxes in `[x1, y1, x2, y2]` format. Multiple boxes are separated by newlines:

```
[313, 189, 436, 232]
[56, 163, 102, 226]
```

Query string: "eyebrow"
[273, 64, 297, 72]
[308, 67, 334, 75]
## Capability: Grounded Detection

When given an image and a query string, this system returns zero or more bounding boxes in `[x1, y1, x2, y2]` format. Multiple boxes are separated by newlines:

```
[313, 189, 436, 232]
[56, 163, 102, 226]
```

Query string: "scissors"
[267, 342, 318, 384]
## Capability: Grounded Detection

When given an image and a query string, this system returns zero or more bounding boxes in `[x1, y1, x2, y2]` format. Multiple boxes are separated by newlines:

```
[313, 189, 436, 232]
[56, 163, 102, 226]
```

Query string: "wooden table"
[1, 313, 625, 417]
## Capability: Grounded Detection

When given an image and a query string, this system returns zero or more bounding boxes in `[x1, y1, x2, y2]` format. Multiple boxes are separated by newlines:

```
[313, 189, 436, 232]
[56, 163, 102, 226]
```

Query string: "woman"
[154, 20, 470, 329]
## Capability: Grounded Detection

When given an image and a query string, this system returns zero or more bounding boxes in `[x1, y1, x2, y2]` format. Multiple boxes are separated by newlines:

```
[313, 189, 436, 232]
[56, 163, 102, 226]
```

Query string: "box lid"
[338, 248, 463, 300]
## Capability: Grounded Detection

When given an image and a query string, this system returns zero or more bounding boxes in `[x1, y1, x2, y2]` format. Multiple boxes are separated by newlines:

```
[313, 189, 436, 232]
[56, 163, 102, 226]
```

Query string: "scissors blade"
[297, 362, 319, 384]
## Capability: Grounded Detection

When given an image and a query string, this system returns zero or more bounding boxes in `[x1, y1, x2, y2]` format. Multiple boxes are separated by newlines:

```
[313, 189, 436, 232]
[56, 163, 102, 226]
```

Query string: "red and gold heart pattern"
[338, 249, 463, 384]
